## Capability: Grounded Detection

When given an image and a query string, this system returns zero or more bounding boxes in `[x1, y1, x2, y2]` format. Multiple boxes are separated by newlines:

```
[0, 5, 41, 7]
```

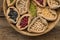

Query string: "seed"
[10, 0, 14, 3]
[36, 0, 43, 5]
[20, 16, 29, 28]
[29, 1, 37, 17]
[8, 8, 18, 22]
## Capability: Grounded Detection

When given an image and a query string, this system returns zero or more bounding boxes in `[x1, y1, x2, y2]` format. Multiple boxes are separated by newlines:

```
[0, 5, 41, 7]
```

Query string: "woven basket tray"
[3, 0, 60, 36]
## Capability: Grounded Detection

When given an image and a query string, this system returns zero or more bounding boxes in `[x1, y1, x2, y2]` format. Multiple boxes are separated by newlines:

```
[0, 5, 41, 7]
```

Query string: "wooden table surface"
[0, 0, 60, 40]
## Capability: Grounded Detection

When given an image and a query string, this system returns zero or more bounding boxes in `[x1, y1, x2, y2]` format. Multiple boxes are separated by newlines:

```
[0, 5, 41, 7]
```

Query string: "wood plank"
[0, 17, 60, 40]
[0, 9, 4, 16]
[0, 0, 60, 40]
[0, 0, 4, 16]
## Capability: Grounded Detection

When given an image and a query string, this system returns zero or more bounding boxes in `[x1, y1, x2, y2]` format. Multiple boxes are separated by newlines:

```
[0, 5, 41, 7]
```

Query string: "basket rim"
[3, 0, 60, 36]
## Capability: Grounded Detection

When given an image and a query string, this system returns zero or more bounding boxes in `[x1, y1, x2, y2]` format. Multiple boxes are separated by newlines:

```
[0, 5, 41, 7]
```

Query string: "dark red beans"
[8, 8, 18, 22]
[36, 0, 43, 5]
[20, 16, 29, 28]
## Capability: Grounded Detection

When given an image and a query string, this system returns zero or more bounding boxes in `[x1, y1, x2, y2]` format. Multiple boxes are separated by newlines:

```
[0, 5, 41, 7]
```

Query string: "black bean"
[8, 8, 18, 22]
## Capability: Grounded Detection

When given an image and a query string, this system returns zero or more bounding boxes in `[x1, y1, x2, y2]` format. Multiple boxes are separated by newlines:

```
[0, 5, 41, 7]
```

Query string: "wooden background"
[0, 0, 60, 40]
